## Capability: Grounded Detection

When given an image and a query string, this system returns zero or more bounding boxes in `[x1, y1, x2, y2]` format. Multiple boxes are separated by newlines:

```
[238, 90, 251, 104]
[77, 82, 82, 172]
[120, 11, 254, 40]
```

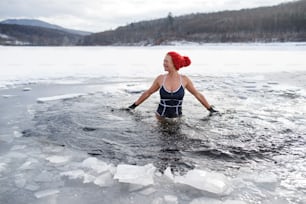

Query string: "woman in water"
[128, 51, 218, 119]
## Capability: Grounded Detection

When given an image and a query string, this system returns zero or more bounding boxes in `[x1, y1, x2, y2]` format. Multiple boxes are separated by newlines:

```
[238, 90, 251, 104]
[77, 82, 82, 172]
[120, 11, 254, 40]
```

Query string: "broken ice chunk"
[94, 171, 114, 187]
[138, 186, 156, 195]
[0, 163, 6, 173]
[19, 159, 39, 170]
[46, 155, 70, 164]
[223, 200, 248, 204]
[15, 174, 26, 188]
[244, 171, 278, 190]
[114, 163, 156, 186]
[34, 189, 60, 198]
[82, 157, 110, 174]
[36, 93, 85, 103]
[164, 195, 178, 204]
[164, 167, 174, 181]
[2, 94, 16, 98]
[22, 87, 32, 91]
[13, 131, 23, 138]
[175, 169, 232, 195]
[25, 183, 40, 191]
[60, 170, 86, 180]
[190, 197, 222, 204]
[152, 195, 178, 204]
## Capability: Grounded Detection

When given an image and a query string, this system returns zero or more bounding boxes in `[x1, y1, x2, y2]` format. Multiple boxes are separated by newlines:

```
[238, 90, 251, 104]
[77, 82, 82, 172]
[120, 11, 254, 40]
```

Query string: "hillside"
[81, 0, 306, 45]
[1, 19, 91, 36]
[0, 24, 82, 46]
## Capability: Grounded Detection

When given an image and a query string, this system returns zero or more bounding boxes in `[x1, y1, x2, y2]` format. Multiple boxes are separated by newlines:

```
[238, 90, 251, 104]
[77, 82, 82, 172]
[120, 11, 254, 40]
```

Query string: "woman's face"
[163, 55, 175, 72]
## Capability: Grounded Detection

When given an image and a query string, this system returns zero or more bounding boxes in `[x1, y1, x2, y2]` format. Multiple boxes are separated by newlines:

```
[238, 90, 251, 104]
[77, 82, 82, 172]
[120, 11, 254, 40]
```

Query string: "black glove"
[207, 105, 218, 115]
[128, 103, 138, 110]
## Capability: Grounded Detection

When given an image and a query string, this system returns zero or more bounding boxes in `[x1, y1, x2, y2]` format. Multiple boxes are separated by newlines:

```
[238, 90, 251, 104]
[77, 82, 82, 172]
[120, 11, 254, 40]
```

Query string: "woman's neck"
[167, 70, 179, 77]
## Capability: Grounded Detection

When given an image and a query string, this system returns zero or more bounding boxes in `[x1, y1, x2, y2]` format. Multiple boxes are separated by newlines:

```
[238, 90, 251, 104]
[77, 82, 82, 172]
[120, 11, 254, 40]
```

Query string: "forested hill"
[81, 0, 306, 45]
[0, 24, 83, 46]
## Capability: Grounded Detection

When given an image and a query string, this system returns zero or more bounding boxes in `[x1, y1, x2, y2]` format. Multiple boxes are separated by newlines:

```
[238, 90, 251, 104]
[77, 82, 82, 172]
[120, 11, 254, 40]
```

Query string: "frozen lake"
[0, 44, 306, 204]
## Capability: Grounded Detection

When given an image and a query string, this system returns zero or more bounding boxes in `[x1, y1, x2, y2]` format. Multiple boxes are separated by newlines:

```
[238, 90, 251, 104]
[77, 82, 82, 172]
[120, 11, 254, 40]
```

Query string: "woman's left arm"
[184, 76, 212, 110]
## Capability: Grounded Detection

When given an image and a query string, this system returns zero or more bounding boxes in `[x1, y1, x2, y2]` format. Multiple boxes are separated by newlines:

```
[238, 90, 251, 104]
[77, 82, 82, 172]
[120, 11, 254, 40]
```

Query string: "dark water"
[22, 73, 306, 181]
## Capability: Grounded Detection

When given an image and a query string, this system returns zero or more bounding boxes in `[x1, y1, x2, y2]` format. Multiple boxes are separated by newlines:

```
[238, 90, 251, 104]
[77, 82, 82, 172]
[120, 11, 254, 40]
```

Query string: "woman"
[128, 51, 218, 119]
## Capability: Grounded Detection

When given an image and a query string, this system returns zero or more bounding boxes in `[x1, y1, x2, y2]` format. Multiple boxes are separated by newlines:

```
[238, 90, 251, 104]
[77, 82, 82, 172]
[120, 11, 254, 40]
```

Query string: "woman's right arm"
[129, 75, 162, 109]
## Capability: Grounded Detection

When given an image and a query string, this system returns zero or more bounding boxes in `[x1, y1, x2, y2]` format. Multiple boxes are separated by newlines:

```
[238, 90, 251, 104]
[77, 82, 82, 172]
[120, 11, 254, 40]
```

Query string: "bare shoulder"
[156, 74, 164, 80]
[181, 75, 192, 86]
[154, 74, 164, 86]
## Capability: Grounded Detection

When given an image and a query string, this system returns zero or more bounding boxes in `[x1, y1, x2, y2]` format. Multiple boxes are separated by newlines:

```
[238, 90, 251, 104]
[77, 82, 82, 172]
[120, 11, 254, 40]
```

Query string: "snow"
[0, 33, 10, 39]
[1, 44, 306, 89]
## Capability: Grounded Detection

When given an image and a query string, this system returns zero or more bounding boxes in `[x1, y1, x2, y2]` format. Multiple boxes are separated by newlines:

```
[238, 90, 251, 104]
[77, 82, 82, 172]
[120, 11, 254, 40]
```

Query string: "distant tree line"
[1, 0, 306, 46]
[0, 24, 82, 46]
[81, 0, 306, 45]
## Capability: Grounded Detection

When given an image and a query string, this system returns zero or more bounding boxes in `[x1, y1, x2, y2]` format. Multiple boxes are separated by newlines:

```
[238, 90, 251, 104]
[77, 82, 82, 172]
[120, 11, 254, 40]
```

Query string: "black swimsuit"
[156, 75, 185, 118]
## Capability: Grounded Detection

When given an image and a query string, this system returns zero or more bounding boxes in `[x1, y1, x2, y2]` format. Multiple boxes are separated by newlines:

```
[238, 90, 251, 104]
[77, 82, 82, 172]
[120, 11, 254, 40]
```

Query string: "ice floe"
[114, 163, 156, 186]
[174, 169, 232, 195]
[18, 158, 39, 170]
[2, 94, 16, 98]
[242, 171, 278, 190]
[82, 157, 112, 174]
[164, 166, 174, 181]
[93, 171, 114, 187]
[22, 87, 32, 91]
[34, 189, 60, 198]
[190, 198, 248, 204]
[36, 93, 86, 103]
[46, 155, 70, 164]
[0, 163, 6, 173]
[60, 170, 86, 180]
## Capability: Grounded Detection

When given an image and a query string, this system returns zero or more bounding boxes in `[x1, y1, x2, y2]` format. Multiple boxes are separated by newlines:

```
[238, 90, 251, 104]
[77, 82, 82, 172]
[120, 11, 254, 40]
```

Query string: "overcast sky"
[0, 0, 297, 32]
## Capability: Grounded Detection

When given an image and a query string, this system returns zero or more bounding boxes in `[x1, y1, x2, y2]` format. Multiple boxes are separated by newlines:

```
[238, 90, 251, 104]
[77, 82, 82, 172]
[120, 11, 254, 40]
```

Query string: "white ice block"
[46, 155, 70, 164]
[175, 169, 232, 195]
[37, 93, 85, 103]
[34, 189, 60, 198]
[82, 157, 110, 174]
[114, 163, 156, 186]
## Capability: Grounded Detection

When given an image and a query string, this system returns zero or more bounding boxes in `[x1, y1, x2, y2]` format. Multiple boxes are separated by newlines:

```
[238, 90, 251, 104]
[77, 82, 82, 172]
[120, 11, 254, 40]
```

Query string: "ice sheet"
[37, 93, 86, 103]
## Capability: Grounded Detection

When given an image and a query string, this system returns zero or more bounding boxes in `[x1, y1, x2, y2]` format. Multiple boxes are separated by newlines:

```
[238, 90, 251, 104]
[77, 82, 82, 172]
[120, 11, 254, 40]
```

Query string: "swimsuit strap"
[162, 74, 166, 87]
[179, 74, 183, 87]
[162, 74, 183, 89]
